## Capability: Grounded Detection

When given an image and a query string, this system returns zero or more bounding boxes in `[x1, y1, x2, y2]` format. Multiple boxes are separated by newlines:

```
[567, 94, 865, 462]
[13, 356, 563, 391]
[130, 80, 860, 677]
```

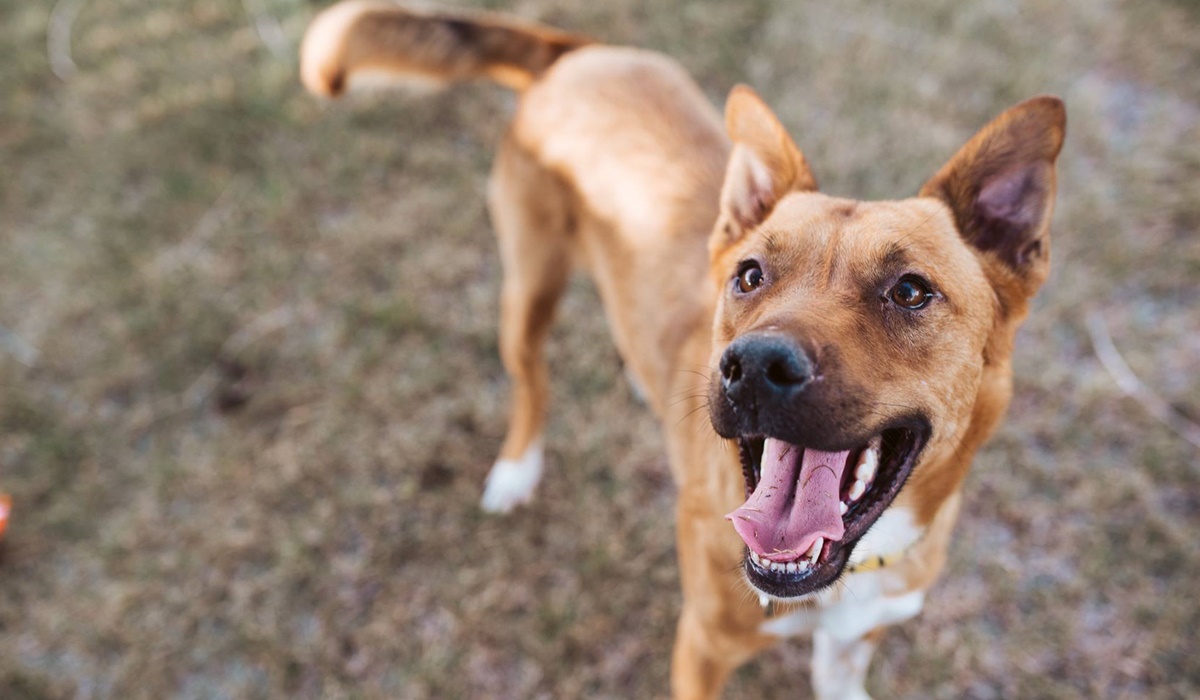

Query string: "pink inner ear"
[971, 161, 1050, 265]
[977, 163, 1044, 228]
[725, 145, 778, 230]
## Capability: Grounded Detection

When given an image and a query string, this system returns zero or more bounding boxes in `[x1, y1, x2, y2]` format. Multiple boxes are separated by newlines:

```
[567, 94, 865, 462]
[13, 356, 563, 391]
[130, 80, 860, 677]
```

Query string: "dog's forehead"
[731, 192, 999, 342]
[751, 192, 983, 281]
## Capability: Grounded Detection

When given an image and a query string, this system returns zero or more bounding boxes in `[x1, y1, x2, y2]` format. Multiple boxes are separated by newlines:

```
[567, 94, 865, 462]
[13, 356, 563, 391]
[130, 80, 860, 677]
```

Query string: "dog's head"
[706, 87, 1065, 598]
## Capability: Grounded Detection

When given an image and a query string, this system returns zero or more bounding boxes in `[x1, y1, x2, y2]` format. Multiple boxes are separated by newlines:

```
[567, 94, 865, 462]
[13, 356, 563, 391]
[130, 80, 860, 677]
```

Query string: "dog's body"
[302, 4, 1065, 697]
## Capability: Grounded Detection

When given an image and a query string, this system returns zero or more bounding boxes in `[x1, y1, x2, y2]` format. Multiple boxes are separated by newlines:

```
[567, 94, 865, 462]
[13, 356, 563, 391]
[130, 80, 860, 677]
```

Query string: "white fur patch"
[848, 506, 924, 567]
[762, 568, 924, 700]
[759, 605, 820, 638]
[760, 508, 927, 642]
[480, 439, 544, 513]
[812, 627, 879, 700]
[822, 577, 925, 644]
[761, 572, 924, 644]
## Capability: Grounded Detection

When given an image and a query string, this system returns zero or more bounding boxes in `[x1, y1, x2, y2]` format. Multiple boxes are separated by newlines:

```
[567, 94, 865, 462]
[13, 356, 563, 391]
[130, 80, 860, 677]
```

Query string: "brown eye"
[888, 276, 933, 309]
[735, 262, 764, 294]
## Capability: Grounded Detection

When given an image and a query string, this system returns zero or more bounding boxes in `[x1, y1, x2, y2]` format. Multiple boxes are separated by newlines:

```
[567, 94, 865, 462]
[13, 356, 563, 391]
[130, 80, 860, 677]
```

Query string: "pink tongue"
[726, 438, 848, 561]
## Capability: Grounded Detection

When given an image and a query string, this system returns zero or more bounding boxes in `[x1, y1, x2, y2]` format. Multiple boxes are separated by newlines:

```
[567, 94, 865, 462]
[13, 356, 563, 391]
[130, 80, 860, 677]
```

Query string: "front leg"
[805, 495, 958, 698]
[671, 604, 762, 699]
[671, 503, 776, 699]
[811, 626, 884, 700]
[809, 582, 926, 700]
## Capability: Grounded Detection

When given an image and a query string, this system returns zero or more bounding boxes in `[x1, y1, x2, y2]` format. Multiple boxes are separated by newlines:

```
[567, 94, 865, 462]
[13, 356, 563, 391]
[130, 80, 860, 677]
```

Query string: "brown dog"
[302, 3, 1065, 697]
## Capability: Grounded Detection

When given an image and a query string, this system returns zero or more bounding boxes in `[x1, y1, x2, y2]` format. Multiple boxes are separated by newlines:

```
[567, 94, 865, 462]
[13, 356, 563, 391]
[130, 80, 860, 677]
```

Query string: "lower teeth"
[750, 550, 814, 573]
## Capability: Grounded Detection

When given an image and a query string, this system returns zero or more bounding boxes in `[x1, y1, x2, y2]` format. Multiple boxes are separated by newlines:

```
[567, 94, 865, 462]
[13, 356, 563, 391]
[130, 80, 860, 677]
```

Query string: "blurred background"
[2, 0, 1198, 697]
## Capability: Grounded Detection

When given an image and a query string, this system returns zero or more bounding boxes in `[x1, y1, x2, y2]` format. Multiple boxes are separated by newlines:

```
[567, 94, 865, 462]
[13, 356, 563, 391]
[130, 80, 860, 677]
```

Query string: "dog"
[301, 3, 1065, 697]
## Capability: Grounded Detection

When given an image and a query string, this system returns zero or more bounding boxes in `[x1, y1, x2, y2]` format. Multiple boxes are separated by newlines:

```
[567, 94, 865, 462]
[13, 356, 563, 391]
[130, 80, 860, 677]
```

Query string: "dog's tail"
[301, 1, 592, 96]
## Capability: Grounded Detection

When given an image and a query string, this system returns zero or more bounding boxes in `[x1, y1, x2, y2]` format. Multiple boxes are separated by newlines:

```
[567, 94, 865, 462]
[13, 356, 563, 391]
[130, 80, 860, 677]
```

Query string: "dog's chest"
[761, 508, 927, 643]
[762, 570, 926, 643]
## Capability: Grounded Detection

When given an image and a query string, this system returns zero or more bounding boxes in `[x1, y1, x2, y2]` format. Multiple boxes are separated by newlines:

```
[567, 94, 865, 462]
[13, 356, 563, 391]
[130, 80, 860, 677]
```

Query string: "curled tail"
[301, 1, 592, 96]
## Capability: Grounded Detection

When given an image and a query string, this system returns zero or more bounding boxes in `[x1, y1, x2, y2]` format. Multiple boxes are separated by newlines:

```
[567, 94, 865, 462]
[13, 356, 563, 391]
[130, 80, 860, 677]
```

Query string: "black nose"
[720, 333, 814, 406]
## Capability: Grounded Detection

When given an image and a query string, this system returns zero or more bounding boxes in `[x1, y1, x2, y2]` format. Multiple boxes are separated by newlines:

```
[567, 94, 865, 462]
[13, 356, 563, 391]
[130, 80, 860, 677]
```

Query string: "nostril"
[723, 334, 813, 398]
[721, 355, 742, 386]
[765, 357, 808, 387]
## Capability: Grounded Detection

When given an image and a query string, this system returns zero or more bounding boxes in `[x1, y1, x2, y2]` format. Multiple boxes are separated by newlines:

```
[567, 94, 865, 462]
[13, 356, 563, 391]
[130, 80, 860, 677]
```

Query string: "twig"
[47, 0, 85, 81]
[0, 324, 40, 367]
[149, 179, 238, 277]
[186, 179, 238, 244]
[1085, 310, 1200, 450]
[241, 0, 289, 58]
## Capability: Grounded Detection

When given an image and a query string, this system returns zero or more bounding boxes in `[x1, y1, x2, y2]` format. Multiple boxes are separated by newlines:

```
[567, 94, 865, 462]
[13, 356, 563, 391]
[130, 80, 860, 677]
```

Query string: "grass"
[1, 0, 1198, 697]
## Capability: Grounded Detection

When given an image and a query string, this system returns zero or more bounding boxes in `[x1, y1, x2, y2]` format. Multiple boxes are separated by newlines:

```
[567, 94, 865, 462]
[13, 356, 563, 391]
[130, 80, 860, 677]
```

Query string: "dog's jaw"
[728, 425, 929, 598]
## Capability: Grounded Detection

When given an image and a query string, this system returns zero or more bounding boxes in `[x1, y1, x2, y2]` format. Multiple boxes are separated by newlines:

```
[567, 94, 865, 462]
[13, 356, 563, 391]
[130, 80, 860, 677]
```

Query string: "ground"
[1, 0, 1198, 698]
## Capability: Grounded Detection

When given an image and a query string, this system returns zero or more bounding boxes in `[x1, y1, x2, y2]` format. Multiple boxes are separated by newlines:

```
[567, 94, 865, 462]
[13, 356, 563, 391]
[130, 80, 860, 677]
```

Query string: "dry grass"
[1, 0, 1198, 697]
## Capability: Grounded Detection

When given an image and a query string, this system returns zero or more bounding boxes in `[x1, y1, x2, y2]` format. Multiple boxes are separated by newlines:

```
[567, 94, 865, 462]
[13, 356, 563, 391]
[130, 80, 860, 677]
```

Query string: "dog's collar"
[845, 523, 928, 575]
[845, 548, 909, 575]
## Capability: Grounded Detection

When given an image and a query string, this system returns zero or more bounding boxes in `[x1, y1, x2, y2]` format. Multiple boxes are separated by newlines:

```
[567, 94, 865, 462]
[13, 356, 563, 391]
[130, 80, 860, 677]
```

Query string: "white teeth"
[807, 537, 824, 564]
[841, 440, 880, 513]
[751, 549, 827, 574]
[749, 552, 814, 574]
[855, 446, 878, 483]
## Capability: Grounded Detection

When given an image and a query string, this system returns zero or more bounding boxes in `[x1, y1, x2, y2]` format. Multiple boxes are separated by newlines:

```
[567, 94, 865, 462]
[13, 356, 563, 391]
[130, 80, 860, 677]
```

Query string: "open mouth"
[727, 424, 928, 598]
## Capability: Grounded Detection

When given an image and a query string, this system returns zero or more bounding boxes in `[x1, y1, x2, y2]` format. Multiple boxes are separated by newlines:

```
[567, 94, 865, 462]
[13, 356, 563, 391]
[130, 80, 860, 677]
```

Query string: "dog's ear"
[713, 85, 818, 251]
[920, 96, 1066, 294]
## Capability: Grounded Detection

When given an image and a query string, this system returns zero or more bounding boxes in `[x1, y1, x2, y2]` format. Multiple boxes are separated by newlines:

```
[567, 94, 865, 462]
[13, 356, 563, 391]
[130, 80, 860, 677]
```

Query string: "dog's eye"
[735, 262, 764, 294]
[888, 275, 933, 309]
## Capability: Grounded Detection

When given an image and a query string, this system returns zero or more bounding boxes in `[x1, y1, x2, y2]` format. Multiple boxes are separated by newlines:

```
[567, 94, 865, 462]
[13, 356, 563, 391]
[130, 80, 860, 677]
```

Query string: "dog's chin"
[733, 423, 929, 599]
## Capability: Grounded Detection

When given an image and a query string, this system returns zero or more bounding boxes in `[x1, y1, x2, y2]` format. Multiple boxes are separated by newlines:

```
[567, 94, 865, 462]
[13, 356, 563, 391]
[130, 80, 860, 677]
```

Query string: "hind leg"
[480, 137, 574, 513]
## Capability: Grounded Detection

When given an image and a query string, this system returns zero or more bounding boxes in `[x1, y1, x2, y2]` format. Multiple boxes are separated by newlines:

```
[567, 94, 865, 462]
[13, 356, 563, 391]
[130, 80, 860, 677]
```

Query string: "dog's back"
[302, 2, 730, 411]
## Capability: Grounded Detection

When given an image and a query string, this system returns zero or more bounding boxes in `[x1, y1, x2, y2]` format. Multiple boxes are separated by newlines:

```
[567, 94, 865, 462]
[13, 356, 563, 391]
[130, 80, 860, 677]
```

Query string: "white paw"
[480, 440, 544, 513]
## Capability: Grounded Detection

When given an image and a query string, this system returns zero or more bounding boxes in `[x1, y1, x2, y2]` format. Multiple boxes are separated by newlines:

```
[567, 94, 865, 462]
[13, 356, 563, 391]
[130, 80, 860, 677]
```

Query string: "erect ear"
[713, 85, 818, 251]
[920, 96, 1066, 291]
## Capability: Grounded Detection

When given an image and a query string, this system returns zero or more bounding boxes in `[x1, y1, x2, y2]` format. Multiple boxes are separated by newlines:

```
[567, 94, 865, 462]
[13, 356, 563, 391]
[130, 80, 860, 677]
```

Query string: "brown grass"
[1, 0, 1198, 697]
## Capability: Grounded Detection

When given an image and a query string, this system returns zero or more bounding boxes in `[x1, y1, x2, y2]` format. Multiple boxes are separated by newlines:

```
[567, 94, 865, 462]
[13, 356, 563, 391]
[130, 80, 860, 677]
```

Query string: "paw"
[480, 440, 544, 513]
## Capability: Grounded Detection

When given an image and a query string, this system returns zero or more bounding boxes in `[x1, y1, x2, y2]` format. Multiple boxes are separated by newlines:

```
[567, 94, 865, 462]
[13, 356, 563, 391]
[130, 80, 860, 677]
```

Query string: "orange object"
[0, 493, 10, 539]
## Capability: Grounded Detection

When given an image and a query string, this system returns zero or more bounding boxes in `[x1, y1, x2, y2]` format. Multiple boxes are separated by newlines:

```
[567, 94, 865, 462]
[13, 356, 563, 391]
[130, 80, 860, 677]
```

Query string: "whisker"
[666, 392, 709, 408]
[676, 401, 714, 428]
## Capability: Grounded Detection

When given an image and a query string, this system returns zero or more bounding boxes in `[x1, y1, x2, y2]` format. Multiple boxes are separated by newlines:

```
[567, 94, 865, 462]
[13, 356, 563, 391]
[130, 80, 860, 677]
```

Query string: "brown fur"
[302, 5, 1064, 697]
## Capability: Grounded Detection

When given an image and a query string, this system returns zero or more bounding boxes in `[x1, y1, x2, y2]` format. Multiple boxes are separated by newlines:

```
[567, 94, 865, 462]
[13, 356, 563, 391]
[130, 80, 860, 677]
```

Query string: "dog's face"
[706, 87, 1065, 598]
